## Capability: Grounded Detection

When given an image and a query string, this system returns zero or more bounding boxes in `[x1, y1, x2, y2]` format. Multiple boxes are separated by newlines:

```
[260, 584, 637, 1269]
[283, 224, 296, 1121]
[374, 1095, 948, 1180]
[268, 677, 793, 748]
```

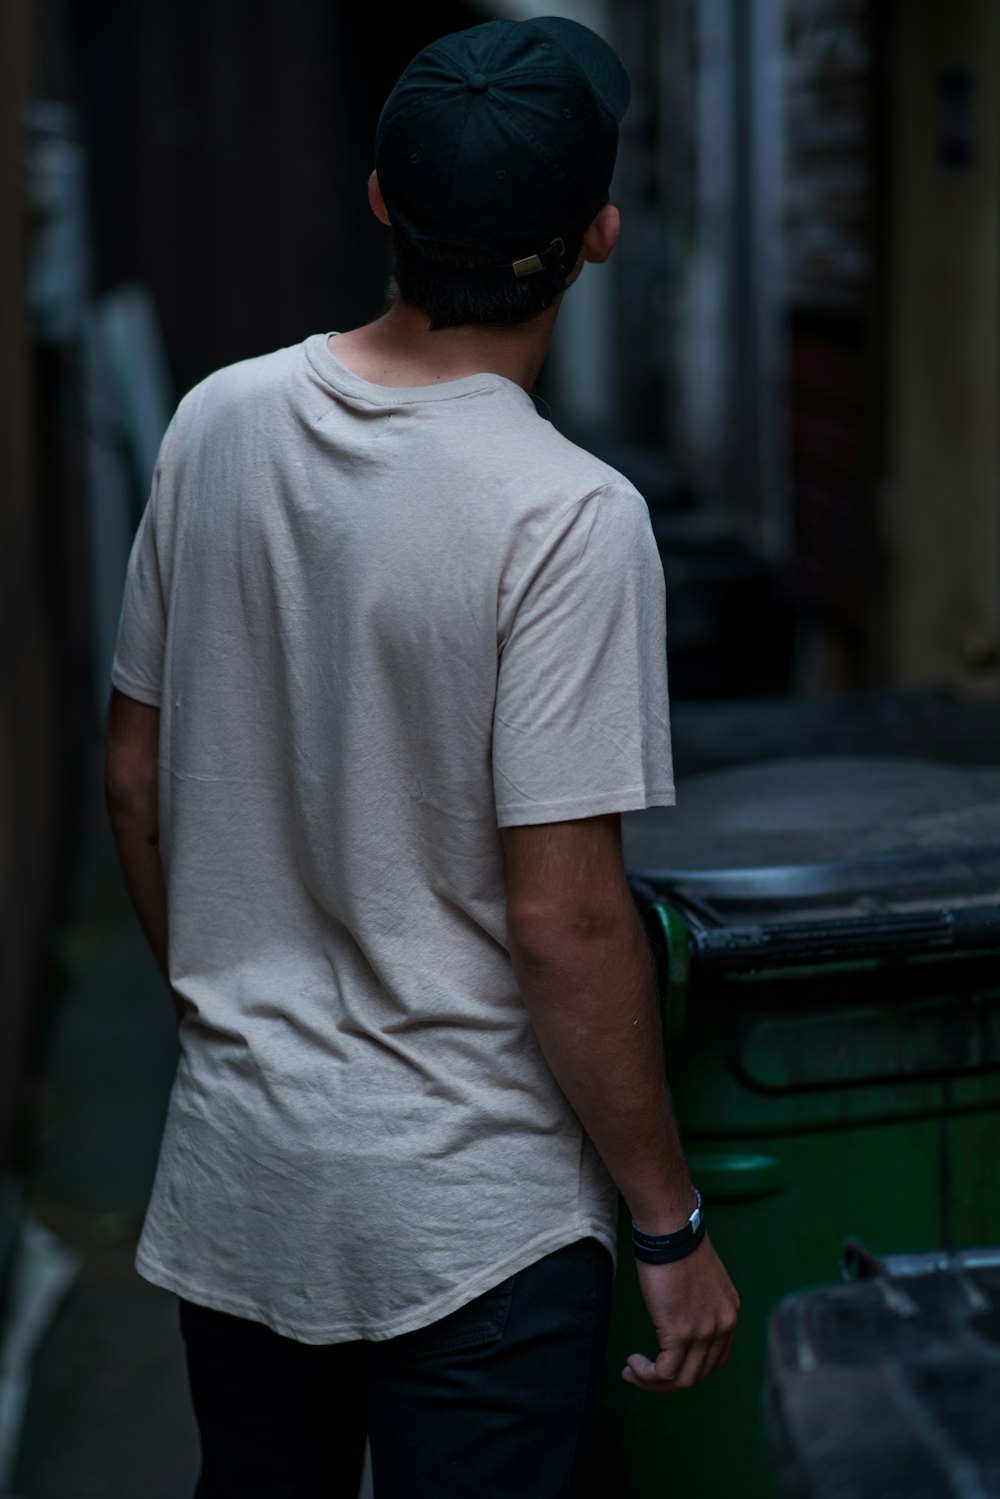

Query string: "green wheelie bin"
[576, 753, 1000, 1498]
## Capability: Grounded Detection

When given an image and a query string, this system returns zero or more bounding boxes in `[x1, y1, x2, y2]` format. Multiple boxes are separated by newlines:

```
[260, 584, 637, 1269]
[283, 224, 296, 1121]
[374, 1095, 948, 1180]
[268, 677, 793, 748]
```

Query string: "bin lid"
[623, 756, 1000, 914]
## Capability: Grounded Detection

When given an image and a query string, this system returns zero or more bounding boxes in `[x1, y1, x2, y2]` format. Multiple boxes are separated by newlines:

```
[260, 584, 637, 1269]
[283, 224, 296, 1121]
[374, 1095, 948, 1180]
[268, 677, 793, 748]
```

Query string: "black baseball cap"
[375, 17, 630, 277]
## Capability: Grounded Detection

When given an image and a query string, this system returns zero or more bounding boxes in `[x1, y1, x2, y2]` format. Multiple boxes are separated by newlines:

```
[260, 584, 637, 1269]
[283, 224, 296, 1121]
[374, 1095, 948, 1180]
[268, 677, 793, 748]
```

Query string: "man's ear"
[368, 170, 392, 227]
[580, 202, 621, 264]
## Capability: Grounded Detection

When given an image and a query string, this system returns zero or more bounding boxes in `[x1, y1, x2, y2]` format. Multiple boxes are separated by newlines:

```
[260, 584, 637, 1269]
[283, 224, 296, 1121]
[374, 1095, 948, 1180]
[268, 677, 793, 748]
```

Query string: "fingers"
[621, 1353, 672, 1392]
[620, 1325, 735, 1393]
[715, 1329, 736, 1370]
[619, 1346, 708, 1392]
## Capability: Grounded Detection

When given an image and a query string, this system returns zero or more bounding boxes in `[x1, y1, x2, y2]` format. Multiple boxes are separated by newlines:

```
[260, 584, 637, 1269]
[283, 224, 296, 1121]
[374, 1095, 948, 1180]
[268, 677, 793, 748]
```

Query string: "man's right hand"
[622, 1236, 740, 1392]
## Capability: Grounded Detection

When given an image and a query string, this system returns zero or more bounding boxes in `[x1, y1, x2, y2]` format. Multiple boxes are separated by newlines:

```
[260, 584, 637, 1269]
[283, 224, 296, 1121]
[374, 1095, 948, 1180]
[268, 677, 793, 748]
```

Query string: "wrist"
[628, 1185, 699, 1237]
[631, 1188, 705, 1265]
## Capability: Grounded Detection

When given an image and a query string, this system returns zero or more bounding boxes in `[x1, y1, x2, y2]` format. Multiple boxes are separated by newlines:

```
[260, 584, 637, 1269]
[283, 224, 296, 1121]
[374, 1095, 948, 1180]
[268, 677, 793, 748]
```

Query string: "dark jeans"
[179, 1236, 613, 1499]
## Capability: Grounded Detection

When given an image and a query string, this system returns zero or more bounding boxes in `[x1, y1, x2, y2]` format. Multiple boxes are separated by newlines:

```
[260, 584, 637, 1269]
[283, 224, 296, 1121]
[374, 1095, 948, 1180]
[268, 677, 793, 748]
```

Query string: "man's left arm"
[105, 687, 183, 1018]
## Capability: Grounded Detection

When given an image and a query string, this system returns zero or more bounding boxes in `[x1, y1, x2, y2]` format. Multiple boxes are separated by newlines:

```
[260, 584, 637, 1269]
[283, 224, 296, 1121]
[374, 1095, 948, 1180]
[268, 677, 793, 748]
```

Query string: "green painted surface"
[576, 903, 1000, 1498]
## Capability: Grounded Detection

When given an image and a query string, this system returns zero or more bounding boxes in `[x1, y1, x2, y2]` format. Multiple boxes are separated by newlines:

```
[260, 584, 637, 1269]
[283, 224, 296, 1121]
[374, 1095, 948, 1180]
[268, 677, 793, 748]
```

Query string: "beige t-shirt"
[112, 332, 675, 1343]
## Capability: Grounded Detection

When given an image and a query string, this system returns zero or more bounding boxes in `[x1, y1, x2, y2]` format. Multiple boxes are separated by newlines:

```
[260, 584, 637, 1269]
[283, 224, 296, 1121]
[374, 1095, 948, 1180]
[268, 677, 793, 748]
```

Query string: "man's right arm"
[501, 812, 740, 1392]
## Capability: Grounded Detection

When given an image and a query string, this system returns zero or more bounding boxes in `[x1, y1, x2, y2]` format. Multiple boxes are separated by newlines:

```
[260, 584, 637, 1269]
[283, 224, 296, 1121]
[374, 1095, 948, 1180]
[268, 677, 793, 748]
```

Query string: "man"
[105, 16, 738, 1498]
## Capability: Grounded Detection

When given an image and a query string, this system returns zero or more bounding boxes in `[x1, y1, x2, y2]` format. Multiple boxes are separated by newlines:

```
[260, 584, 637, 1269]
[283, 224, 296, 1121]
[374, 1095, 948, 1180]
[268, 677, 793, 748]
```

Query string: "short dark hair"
[390, 229, 584, 331]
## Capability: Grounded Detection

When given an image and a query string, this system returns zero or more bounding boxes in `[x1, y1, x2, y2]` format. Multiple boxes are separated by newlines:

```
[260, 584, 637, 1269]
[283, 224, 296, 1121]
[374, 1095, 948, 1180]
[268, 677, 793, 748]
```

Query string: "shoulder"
[162, 344, 307, 459]
[495, 442, 660, 636]
[542, 428, 645, 506]
[515, 418, 654, 540]
[146, 345, 306, 517]
[470, 389, 651, 518]
[180, 342, 303, 417]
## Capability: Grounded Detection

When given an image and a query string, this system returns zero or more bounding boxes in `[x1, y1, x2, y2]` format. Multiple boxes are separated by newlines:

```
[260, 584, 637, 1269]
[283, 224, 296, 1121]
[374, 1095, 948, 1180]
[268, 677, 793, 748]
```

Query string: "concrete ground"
[13, 807, 200, 1499]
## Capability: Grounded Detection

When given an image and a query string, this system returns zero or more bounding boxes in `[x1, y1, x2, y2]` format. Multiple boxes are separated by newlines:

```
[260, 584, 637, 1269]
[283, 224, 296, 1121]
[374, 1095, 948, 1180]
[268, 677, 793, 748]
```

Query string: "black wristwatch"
[631, 1189, 705, 1264]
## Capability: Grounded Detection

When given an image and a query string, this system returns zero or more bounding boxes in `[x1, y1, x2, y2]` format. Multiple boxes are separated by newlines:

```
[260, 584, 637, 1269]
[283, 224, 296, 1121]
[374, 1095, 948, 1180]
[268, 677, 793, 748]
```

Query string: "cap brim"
[531, 15, 631, 122]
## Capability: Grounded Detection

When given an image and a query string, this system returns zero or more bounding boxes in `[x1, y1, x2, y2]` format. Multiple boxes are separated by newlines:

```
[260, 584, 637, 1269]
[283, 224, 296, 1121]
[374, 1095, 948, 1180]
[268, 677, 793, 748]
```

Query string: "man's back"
[113, 331, 672, 1341]
[105, 21, 739, 1490]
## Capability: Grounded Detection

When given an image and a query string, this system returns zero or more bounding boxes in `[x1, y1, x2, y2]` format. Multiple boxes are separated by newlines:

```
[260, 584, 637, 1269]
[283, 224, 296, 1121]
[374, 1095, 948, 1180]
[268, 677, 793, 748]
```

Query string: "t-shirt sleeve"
[493, 484, 675, 827]
[110, 458, 169, 708]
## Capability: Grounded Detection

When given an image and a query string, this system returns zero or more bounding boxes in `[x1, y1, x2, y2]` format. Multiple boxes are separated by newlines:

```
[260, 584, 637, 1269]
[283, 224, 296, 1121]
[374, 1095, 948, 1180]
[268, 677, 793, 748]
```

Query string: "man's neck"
[327, 296, 559, 394]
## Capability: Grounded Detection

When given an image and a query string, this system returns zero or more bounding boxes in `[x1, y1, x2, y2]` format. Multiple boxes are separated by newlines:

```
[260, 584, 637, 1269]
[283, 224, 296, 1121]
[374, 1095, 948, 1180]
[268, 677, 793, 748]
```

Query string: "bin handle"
[688, 902, 1000, 973]
[641, 901, 689, 1051]
[686, 1151, 789, 1202]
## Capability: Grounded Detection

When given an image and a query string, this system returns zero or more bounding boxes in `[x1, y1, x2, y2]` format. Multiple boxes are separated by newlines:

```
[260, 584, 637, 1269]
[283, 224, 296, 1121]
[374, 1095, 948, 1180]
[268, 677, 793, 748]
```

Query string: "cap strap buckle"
[511, 237, 566, 278]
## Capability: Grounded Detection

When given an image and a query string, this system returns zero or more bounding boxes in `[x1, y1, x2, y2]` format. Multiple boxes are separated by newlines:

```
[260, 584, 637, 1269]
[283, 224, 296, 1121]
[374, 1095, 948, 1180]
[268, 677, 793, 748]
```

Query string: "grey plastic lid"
[623, 756, 1000, 910]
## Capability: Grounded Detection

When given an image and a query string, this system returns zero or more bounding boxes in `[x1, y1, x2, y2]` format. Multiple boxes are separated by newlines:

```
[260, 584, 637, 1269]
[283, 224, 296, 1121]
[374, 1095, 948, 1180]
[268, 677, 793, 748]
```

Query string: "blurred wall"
[53, 0, 479, 400]
[782, 0, 881, 691]
[1, 0, 51, 1241]
[650, 0, 1000, 697]
[883, 0, 1000, 694]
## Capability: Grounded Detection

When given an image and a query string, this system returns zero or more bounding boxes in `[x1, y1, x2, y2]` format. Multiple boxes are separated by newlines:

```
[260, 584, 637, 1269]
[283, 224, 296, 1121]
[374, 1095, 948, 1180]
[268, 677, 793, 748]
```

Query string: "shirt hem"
[497, 785, 675, 828]
[110, 662, 162, 708]
[134, 1218, 617, 1345]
